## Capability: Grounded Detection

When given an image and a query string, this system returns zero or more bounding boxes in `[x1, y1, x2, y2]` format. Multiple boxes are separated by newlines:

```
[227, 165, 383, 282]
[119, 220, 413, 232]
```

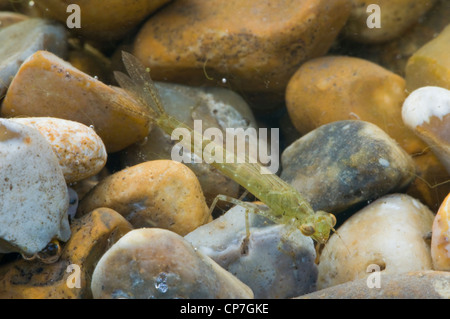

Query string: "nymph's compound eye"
[300, 224, 315, 236]
[330, 214, 337, 228]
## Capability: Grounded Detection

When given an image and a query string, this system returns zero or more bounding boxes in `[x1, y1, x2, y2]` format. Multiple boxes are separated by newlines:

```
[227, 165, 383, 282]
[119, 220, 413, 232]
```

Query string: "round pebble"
[11, 117, 107, 183]
[317, 194, 435, 290]
[91, 228, 254, 299]
[77, 160, 211, 236]
[280, 120, 416, 213]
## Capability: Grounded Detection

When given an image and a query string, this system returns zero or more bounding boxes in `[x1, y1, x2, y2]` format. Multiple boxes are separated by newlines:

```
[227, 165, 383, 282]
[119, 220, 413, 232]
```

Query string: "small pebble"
[342, 0, 437, 44]
[185, 204, 318, 299]
[405, 24, 450, 92]
[0, 18, 67, 97]
[1, 50, 152, 153]
[298, 271, 450, 299]
[317, 194, 435, 290]
[281, 120, 416, 213]
[402, 86, 450, 174]
[0, 119, 70, 255]
[431, 192, 450, 271]
[0, 208, 133, 298]
[11, 117, 107, 183]
[91, 228, 254, 299]
[77, 160, 211, 236]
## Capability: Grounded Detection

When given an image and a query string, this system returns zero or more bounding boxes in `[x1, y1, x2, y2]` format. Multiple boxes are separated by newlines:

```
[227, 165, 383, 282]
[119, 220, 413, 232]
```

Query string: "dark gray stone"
[281, 120, 416, 213]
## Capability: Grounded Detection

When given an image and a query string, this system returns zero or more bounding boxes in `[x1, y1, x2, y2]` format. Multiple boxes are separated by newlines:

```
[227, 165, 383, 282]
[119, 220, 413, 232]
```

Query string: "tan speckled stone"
[77, 160, 211, 236]
[11, 117, 107, 183]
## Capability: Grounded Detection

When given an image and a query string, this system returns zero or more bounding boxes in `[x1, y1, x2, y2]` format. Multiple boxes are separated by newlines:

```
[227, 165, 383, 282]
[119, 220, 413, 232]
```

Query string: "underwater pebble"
[431, 192, 450, 271]
[402, 86, 450, 174]
[0, 119, 70, 255]
[0, 208, 133, 298]
[281, 120, 416, 213]
[0, 18, 67, 97]
[11, 117, 107, 183]
[405, 24, 450, 92]
[36, 0, 171, 43]
[298, 271, 450, 299]
[91, 228, 254, 299]
[317, 194, 434, 290]
[1, 50, 151, 153]
[342, 0, 437, 44]
[132, 0, 351, 108]
[185, 204, 318, 299]
[121, 82, 258, 204]
[77, 160, 211, 236]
